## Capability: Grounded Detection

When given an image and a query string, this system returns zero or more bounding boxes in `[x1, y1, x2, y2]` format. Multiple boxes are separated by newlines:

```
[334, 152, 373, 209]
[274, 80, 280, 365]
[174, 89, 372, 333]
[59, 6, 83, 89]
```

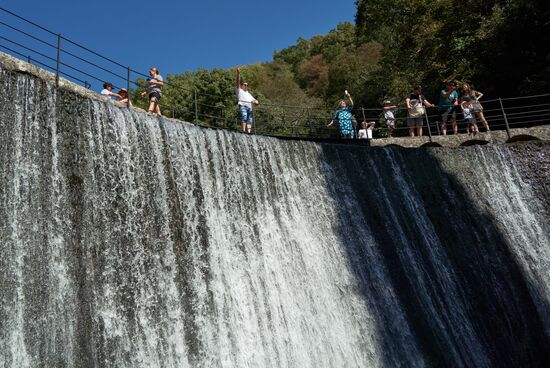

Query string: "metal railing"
[1, 6, 549, 142]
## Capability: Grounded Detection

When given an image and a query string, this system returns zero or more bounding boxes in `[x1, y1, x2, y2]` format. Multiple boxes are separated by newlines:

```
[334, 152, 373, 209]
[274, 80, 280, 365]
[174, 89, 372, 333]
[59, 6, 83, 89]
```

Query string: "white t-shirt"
[358, 128, 373, 139]
[463, 107, 473, 120]
[101, 89, 112, 96]
[384, 109, 395, 120]
[237, 88, 255, 108]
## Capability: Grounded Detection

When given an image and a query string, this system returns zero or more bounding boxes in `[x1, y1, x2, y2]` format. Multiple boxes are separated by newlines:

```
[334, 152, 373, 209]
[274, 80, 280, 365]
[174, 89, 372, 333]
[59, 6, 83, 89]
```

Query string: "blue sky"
[1, 0, 355, 89]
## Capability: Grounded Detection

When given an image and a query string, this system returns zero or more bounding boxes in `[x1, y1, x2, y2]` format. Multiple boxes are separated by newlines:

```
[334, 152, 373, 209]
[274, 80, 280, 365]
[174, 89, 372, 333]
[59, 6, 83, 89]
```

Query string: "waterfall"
[0, 62, 549, 367]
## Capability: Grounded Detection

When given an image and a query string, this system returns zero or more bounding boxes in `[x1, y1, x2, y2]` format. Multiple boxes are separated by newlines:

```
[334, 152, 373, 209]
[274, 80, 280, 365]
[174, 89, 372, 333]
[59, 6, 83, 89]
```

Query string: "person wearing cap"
[382, 100, 398, 137]
[140, 67, 163, 115]
[406, 86, 434, 137]
[236, 67, 259, 134]
[327, 90, 356, 139]
[100, 82, 120, 99]
[437, 80, 459, 135]
[117, 88, 131, 106]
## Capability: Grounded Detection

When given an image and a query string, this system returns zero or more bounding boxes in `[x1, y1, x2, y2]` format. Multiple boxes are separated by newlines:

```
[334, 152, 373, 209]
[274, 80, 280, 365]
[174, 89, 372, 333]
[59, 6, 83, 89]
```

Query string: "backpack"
[409, 95, 426, 117]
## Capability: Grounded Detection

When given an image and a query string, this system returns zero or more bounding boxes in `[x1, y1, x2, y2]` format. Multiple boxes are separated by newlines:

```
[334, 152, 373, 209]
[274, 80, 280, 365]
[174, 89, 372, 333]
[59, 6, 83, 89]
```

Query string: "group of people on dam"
[101, 67, 163, 114]
[324, 80, 490, 140]
[101, 67, 489, 140]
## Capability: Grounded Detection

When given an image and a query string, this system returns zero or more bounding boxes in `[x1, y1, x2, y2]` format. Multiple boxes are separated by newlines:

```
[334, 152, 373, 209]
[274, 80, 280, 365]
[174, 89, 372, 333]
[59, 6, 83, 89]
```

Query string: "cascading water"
[0, 56, 549, 367]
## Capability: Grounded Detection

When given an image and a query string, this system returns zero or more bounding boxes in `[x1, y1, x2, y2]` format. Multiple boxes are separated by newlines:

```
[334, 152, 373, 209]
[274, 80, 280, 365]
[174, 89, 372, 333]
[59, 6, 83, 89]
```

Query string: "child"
[358, 121, 376, 139]
[461, 96, 478, 135]
[117, 88, 131, 106]
[383, 100, 398, 137]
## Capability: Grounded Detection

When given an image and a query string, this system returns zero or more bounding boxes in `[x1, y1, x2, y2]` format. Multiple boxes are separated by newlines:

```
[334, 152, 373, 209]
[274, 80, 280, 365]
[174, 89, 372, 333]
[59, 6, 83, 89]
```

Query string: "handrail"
[0, 6, 129, 71]
[0, 35, 126, 89]
[0, 43, 88, 85]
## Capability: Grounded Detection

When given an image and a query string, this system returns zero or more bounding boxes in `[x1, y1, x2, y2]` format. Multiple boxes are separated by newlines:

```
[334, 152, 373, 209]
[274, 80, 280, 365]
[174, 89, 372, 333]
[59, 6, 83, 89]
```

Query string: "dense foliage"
[355, 0, 550, 100]
[132, 0, 549, 135]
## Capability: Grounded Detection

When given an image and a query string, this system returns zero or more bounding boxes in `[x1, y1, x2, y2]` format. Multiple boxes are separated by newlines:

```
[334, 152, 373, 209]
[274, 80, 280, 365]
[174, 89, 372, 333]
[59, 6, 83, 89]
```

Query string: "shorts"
[407, 117, 424, 127]
[239, 105, 254, 124]
[438, 109, 455, 123]
[465, 118, 473, 127]
[149, 91, 161, 102]
[386, 119, 395, 128]
[471, 101, 483, 113]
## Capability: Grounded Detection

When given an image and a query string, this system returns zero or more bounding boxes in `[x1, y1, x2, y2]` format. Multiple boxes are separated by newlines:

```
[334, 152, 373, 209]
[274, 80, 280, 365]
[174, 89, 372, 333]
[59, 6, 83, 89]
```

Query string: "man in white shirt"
[100, 82, 120, 99]
[236, 67, 259, 133]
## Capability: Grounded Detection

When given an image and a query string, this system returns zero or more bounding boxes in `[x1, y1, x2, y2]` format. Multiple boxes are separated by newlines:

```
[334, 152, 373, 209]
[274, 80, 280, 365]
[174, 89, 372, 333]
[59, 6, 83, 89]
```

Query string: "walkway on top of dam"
[368, 125, 550, 148]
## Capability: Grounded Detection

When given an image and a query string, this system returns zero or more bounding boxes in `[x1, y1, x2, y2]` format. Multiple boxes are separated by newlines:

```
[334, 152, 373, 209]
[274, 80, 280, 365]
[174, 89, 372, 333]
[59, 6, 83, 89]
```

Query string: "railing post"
[194, 89, 198, 124]
[361, 107, 367, 140]
[499, 98, 511, 139]
[27, 55, 32, 64]
[55, 33, 61, 87]
[307, 107, 313, 137]
[252, 108, 256, 135]
[127, 67, 131, 108]
[424, 108, 433, 142]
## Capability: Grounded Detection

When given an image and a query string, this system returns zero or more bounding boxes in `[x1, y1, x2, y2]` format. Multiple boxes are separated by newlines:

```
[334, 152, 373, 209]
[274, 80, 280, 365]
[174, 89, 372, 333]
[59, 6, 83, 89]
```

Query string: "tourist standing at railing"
[438, 81, 459, 135]
[236, 68, 259, 134]
[140, 67, 163, 115]
[406, 86, 434, 137]
[452, 82, 463, 131]
[327, 90, 355, 139]
[100, 82, 120, 99]
[383, 100, 398, 137]
[462, 83, 490, 131]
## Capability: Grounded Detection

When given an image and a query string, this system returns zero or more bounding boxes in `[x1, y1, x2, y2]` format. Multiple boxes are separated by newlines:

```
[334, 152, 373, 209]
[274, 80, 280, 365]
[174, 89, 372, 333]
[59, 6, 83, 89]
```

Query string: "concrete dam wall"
[1, 53, 549, 367]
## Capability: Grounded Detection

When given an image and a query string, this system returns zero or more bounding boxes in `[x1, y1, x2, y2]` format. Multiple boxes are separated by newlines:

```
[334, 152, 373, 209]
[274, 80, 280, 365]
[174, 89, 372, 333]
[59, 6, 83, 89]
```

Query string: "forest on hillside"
[132, 0, 550, 136]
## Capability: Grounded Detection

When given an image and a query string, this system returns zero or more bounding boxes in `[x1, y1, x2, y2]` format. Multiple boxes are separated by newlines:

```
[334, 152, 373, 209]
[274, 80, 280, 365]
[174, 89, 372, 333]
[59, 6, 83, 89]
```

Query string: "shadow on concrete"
[459, 139, 490, 147]
[420, 142, 443, 148]
[506, 134, 541, 143]
[319, 143, 550, 367]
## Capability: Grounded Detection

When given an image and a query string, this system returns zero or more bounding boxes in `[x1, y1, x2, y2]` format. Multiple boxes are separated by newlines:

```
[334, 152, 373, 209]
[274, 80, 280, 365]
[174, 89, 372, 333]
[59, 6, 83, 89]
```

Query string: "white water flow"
[1, 68, 549, 367]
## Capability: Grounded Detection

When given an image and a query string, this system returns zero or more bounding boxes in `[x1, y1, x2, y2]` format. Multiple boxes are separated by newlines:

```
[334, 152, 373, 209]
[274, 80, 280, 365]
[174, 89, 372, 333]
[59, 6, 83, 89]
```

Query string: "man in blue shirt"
[437, 81, 459, 135]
